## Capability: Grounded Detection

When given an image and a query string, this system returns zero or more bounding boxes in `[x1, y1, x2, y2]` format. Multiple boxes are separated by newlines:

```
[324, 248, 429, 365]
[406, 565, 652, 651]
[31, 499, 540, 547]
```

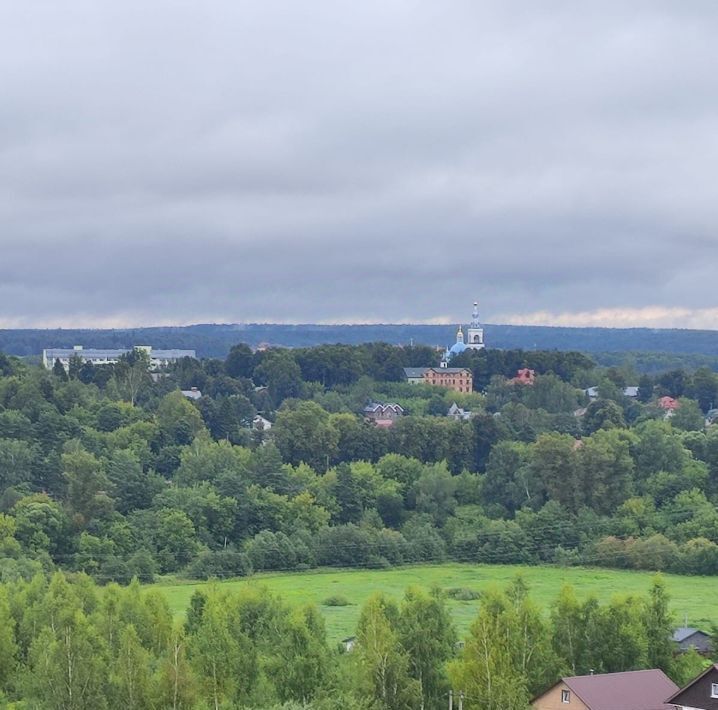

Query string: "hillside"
[4, 322, 718, 360]
[153, 563, 718, 643]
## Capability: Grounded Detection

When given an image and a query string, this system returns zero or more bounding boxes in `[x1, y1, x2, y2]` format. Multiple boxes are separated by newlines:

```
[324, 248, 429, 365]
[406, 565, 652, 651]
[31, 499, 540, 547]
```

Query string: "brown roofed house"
[666, 663, 718, 709]
[532, 669, 678, 710]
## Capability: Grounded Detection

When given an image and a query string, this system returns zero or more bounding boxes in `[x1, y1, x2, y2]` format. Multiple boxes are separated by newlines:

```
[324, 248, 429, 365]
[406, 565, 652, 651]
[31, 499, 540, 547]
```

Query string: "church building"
[441, 302, 485, 366]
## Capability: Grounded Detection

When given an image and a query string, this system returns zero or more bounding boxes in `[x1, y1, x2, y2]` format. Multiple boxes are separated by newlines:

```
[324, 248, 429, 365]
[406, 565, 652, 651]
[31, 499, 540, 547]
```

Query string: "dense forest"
[0, 571, 708, 709]
[5, 322, 718, 360]
[1, 342, 718, 586]
[0, 342, 717, 705]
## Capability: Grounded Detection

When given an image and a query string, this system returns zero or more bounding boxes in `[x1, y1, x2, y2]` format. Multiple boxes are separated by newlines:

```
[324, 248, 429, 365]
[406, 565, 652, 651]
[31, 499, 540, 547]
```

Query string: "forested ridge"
[0, 343, 717, 584]
[6, 322, 718, 361]
[0, 343, 717, 705]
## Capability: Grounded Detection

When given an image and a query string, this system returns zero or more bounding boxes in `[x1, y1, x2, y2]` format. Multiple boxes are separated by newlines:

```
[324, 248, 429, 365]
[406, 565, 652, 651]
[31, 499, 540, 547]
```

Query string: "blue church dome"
[447, 325, 467, 357]
[449, 341, 467, 355]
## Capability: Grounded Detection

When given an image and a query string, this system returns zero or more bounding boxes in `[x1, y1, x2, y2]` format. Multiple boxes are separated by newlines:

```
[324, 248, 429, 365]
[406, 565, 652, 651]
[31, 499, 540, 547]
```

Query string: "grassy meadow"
[149, 564, 718, 643]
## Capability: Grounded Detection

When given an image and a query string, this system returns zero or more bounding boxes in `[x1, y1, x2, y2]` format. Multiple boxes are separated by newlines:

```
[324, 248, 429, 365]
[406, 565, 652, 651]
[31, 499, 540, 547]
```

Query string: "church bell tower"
[466, 302, 485, 350]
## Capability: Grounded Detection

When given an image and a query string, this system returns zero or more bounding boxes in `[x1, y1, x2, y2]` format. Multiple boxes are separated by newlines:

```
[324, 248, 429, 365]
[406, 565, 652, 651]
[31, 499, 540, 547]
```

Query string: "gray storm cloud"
[1, 0, 718, 328]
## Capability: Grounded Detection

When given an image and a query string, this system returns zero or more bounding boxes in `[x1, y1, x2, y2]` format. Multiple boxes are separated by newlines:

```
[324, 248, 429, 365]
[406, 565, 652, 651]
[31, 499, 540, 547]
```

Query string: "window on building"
[561, 689, 570, 703]
[711, 682, 718, 698]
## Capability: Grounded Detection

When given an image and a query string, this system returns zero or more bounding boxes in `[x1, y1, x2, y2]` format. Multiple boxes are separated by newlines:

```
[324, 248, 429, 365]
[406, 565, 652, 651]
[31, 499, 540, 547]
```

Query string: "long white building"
[42, 345, 196, 371]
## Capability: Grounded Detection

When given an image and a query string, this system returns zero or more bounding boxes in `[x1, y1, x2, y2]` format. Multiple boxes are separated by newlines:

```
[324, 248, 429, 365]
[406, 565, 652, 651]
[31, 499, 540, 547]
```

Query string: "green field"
[149, 564, 718, 643]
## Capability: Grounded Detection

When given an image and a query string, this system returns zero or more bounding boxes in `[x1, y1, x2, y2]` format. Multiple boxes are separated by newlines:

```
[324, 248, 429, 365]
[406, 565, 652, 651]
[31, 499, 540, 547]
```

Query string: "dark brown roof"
[562, 669, 679, 710]
[666, 663, 718, 703]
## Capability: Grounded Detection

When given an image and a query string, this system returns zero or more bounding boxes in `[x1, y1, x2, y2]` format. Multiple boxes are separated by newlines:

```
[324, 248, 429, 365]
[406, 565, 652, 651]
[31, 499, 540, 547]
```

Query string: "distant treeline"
[5, 323, 718, 363]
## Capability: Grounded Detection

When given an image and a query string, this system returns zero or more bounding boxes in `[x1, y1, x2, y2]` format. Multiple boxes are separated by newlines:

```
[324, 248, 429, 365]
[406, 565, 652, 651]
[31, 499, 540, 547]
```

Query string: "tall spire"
[471, 301, 480, 327]
[467, 301, 485, 349]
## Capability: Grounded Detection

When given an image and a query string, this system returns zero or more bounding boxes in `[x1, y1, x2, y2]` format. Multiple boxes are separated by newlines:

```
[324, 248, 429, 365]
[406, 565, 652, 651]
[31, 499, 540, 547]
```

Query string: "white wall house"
[42, 345, 196, 371]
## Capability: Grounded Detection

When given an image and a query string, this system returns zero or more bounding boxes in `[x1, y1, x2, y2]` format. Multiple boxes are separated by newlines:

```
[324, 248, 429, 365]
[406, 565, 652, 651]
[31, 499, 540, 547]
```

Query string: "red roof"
[658, 396, 680, 410]
[558, 669, 679, 710]
[373, 419, 395, 428]
[512, 368, 536, 385]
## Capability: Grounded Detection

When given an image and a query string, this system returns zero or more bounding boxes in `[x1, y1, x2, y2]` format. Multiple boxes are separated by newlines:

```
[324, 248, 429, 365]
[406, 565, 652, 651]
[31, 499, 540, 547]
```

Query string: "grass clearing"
[149, 563, 718, 643]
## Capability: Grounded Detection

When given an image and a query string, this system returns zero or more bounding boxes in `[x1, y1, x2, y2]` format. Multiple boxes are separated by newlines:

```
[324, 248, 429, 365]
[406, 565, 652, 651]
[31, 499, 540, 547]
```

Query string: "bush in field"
[322, 594, 350, 606]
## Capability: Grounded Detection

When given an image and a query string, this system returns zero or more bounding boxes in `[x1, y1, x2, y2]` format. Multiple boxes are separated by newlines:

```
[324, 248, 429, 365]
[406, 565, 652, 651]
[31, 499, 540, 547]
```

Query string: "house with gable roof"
[673, 626, 713, 655]
[532, 669, 678, 710]
[666, 662, 718, 709]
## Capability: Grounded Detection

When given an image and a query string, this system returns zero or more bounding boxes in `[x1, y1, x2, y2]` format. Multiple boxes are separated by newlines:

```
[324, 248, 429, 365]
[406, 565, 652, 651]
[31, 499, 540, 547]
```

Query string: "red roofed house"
[658, 396, 680, 411]
[363, 402, 404, 428]
[512, 368, 536, 385]
[532, 669, 678, 710]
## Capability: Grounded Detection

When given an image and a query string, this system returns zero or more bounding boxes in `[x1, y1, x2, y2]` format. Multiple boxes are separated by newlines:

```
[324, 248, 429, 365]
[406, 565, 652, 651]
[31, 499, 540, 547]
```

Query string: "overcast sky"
[2, 1, 717, 329]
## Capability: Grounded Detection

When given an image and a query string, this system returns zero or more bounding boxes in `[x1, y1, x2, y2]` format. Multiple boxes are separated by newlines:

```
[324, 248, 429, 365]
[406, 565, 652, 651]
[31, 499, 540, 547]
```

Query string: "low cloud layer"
[1, 1, 718, 328]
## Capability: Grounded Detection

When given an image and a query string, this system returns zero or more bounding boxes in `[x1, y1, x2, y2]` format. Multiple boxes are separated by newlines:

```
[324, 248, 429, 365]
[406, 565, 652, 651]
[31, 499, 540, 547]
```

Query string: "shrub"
[678, 537, 718, 575]
[101, 555, 132, 585]
[402, 521, 447, 563]
[322, 595, 350, 607]
[627, 533, 679, 571]
[315, 524, 373, 567]
[187, 549, 253, 580]
[553, 546, 582, 567]
[445, 587, 480, 601]
[366, 555, 391, 569]
[591, 535, 634, 569]
[127, 548, 157, 583]
[245, 531, 298, 571]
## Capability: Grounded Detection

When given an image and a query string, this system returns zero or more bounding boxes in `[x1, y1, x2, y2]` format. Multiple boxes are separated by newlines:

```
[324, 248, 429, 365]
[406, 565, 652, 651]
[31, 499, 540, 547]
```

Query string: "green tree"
[577, 429, 635, 513]
[397, 587, 456, 709]
[111, 624, 151, 710]
[482, 440, 533, 515]
[12, 493, 70, 555]
[529, 433, 578, 511]
[52, 358, 69, 381]
[671, 398, 705, 432]
[154, 627, 197, 710]
[0, 587, 17, 693]
[113, 348, 151, 406]
[26, 610, 109, 710]
[550, 585, 583, 675]
[188, 591, 257, 709]
[690, 367, 718, 413]
[411, 462, 457, 526]
[0, 438, 37, 489]
[63, 446, 114, 526]
[157, 391, 206, 445]
[355, 594, 421, 710]
[643, 576, 674, 675]
[224, 343, 255, 379]
[273, 401, 339, 471]
[267, 605, 330, 703]
[637, 374, 653, 403]
[254, 350, 305, 405]
[107, 449, 164, 514]
[583, 399, 626, 435]
[448, 590, 529, 710]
